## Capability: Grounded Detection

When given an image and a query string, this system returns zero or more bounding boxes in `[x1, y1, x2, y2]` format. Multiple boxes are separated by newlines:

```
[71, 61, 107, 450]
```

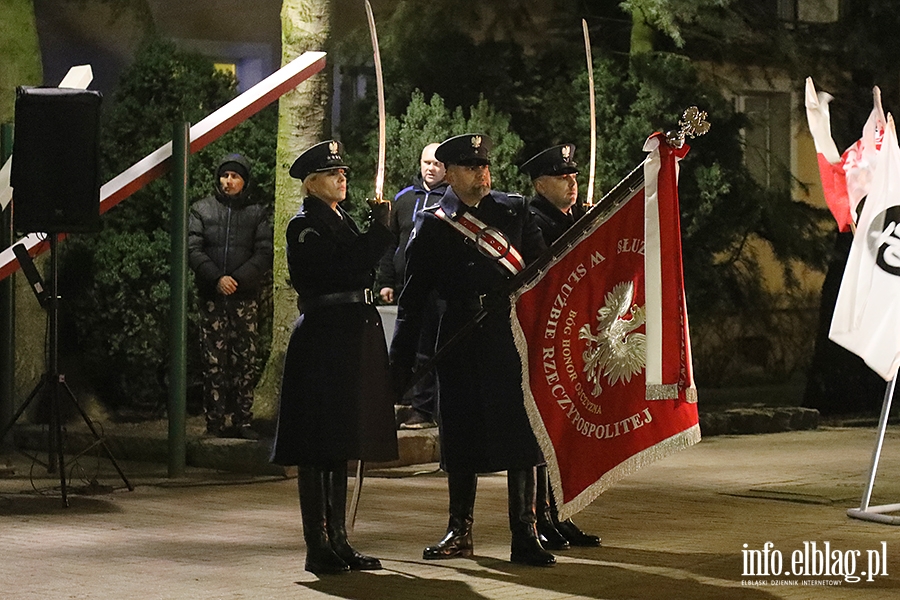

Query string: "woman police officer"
[271, 140, 398, 575]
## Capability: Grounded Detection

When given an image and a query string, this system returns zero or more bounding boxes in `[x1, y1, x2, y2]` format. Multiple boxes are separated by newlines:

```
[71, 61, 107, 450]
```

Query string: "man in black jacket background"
[188, 153, 273, 439]
[377, 142, 447, 429]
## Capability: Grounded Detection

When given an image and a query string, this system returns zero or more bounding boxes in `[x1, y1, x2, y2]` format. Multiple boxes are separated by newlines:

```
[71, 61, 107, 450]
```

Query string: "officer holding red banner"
[520, 144, 601, 550]
[390, 133, 555, 566]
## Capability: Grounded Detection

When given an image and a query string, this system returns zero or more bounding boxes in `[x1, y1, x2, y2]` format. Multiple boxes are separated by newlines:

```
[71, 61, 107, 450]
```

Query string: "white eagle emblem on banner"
[579, 281, 646, 397]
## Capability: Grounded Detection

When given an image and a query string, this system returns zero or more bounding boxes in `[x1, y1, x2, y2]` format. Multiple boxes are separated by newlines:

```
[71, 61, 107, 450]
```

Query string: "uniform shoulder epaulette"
[494, 191, 526, 209]
[495, 191, 525, 203]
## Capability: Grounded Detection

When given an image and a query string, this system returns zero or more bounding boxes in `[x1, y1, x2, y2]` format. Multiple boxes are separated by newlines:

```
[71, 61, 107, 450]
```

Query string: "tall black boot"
[549, 485, 601, 547]
[298, 467, 349, 575]
[423, 471, 477, 559]
[508, 468, 556, 566]
[535, 465, 569, 550]
[325, 462, 382, 570]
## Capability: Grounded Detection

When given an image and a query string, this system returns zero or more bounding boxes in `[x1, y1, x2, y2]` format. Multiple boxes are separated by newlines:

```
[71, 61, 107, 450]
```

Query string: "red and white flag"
[805, 77, 885, 232]
[830, 116, 900, 381]
[511, 133, 700, 518]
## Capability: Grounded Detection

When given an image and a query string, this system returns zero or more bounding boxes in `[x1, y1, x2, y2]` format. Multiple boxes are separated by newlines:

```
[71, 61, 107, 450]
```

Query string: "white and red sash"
[435, 207, 525, 275]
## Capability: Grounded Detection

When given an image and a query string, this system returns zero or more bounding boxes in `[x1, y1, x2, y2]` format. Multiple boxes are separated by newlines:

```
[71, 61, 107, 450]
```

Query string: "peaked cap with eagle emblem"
[435, 133, 493, 166]
[289, 139, 351, 181]
[519, 144, 578, 180]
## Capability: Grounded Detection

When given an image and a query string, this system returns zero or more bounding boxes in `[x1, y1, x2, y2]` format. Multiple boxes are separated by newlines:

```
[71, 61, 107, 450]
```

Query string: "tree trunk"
[254, 0, 331, 421]
[0, 0, 42, 123]
[1, 0, 45, 417]
[629, 4, 654, 56]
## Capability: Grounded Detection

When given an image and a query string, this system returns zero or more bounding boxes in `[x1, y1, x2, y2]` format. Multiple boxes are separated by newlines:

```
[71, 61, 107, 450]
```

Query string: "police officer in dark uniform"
[521, 144, 601, 550]
[521, 143, 584, 245]
[271, 140, 398, 575]
[391, 133, 555, 567]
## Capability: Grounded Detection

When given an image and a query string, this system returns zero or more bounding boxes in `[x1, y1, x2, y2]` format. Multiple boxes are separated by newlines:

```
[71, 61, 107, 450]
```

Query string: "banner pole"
[860, 372, 896, 511]
[847, 370, 900, 524]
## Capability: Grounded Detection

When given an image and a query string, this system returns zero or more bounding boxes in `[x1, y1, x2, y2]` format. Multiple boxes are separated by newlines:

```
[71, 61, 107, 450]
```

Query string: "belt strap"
[299, 288, 374, 312]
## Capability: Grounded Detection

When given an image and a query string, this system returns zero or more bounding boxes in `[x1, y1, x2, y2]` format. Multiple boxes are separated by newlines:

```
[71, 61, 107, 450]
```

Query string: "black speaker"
[11, 87, 102, 233]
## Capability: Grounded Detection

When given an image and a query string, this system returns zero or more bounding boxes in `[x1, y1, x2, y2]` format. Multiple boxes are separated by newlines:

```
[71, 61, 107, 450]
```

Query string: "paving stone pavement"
[3, 426, 900, 599]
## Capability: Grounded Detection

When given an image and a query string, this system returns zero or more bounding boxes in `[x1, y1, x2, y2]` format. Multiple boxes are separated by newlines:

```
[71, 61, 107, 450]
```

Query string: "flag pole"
[847, 370, 900, 524]
[400, 107, 709, 393]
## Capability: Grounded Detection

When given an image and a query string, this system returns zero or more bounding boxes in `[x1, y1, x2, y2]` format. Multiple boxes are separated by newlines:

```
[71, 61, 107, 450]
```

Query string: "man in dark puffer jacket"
[188, 153, 273, 438]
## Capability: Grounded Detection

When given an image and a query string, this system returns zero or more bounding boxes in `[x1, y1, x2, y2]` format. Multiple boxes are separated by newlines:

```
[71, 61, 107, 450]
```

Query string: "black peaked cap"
[435, 133, 493, 166]
[520, 144, 578, 180]
[289, 140, 350, 181]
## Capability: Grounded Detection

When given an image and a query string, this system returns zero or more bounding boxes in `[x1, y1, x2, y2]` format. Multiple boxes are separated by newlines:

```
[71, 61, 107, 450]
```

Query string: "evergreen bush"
[59, 38, 276, 417]
[343, 89, 528, 222]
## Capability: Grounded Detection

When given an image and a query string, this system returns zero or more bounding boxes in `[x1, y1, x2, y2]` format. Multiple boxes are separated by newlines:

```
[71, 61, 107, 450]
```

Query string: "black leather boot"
[548, 484, 601, 547]
[423, 471, 477, 559]
[508, 468, 556, 566]
[555, 516, 602, 547]
[325, 462, 382, 570]
[535, 465, 569, 550]
[298, 467, 349, 575]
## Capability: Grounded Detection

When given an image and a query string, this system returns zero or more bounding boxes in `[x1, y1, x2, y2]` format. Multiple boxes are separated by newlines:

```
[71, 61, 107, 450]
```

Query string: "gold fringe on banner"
[512, 302, 702, 521]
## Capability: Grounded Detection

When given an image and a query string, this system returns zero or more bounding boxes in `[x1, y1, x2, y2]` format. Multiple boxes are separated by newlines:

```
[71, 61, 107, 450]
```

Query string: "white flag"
[830, 116, 900, 380]
[804, 78, 885, 232]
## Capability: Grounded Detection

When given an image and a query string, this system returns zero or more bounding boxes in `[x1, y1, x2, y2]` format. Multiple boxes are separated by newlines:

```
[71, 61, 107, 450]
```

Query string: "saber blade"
[347, 460, 364, 532]
[582, 19, 597, 207]
[365, 0, 386, 202]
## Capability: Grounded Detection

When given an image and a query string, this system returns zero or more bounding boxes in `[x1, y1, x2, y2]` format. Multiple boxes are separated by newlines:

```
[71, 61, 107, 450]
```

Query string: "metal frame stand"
[847, 372, 900, 524]
[0, 234, 132, 507]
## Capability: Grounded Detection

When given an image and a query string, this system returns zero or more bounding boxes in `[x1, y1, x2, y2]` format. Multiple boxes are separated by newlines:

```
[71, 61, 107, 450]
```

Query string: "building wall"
[33, 0, 282, 98]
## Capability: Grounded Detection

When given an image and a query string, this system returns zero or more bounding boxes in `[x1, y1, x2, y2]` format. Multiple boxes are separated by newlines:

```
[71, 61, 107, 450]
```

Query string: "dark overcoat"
[527, 194, 584, 247]
[390, 188, 547, 473]
[271, 196, 398, 466]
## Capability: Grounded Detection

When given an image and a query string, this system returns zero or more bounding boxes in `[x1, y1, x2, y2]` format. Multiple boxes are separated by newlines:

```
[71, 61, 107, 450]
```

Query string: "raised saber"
[366, 0, 387, 203]
[582, 19, 597, 207]
[346, 459, 364, 532]
[348, 0, 388, 533]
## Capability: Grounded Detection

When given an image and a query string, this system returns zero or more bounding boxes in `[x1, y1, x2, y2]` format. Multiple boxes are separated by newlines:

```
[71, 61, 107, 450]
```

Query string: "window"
[798, 0, 840, 23]
[778, 0, 797, 22]
[737, 92, 792, 189]
[214, 63, 237, 77]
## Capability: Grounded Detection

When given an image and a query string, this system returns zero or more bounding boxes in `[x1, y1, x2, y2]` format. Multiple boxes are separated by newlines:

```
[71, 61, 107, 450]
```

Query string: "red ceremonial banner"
[511, 134, 700, 519]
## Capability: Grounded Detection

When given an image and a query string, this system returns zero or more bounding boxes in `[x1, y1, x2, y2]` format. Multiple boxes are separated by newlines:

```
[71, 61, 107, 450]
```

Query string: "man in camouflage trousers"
[189, 154, 273, 439]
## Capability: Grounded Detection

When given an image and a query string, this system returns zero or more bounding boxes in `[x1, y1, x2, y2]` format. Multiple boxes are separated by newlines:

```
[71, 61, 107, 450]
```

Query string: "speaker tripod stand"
[1, 234, 132, 507]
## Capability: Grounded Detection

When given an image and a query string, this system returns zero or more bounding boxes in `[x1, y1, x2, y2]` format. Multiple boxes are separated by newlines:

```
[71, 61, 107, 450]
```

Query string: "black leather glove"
[368, 200, 391, 229]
